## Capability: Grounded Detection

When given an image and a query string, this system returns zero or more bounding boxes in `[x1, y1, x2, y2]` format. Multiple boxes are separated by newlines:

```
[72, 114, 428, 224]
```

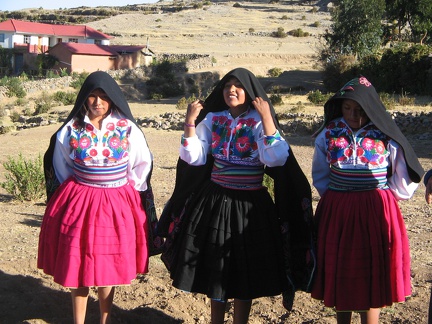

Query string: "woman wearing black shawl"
[157, 68, 314, 322]
[311, 76, 424, 323]
[38, 71, 156, 323]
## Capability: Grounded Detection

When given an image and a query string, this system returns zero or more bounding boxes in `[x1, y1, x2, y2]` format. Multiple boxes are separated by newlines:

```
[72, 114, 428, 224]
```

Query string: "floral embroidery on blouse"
[325, 120, 390, 167]
[69, 118, 131, 164]
[211, 115, 259, 160]
[264, 132, 282, 146]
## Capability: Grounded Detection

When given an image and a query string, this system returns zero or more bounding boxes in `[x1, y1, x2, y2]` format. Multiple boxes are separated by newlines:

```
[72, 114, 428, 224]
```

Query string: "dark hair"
[75, 104, 88, 130]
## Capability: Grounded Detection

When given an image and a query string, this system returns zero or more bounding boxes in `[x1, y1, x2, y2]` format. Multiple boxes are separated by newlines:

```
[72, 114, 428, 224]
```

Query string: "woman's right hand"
[186, 100, 204, 124]
[184, 100, 204, 137]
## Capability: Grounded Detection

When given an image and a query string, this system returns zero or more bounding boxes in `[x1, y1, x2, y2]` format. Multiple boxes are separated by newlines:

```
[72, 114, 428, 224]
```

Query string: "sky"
[2, 0, 159, 12]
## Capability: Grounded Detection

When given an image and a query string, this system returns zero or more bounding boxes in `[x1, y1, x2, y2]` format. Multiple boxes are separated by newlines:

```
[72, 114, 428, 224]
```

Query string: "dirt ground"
[0, 1, 432, 323]
[1, 107, 432, 324]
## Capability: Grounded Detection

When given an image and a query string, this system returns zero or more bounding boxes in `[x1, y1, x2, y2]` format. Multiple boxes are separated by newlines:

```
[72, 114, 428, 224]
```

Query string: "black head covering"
[158, 68, 315, 309]
[316, 76, 423, 183]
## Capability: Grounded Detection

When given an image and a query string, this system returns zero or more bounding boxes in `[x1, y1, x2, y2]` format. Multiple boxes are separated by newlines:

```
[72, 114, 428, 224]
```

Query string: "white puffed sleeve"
[179, 115, 212, 166]
[254, 124, 289, 167]
[386, 140, 419, 200]
[127, 123, 153, 191]
[312, 130, 330, 197]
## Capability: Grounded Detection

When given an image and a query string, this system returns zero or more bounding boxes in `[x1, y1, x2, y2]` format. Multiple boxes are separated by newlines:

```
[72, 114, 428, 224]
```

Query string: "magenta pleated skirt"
[38, 177, 149, 288]
[311, 188, 411, 311]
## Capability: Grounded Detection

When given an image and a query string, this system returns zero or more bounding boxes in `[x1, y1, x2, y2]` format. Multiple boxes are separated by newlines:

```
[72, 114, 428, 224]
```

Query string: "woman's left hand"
[252, 97, 276, 136]
[252, 97, 271, 119]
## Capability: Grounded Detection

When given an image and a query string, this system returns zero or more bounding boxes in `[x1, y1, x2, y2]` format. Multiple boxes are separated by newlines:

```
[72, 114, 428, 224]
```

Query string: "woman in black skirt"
[158, 68, 314, 323]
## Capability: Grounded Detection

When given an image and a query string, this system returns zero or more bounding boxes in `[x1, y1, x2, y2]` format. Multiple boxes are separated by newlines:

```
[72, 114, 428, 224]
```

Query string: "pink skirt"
[38, 177, 149, 288]
[311, 189, 411, 311]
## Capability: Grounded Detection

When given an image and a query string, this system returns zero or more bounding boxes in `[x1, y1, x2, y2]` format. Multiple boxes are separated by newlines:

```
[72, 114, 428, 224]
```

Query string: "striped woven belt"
[328, 165, 388, 191]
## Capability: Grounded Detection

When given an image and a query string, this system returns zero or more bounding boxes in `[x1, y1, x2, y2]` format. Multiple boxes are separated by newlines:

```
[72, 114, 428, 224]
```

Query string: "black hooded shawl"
[43, 71, 162, 255]
[157, 68, 315, 309]
[315, 76, 424, 183]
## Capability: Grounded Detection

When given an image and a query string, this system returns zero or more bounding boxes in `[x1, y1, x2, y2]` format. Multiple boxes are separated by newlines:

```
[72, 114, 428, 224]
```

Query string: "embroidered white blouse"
[53, 111, 152, 191]
[180, 109, 289, 168]
[312, 117, 418, 200]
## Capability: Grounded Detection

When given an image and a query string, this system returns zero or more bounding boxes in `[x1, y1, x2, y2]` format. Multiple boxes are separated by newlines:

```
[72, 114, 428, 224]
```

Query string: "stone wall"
[4, 110, 432, 140]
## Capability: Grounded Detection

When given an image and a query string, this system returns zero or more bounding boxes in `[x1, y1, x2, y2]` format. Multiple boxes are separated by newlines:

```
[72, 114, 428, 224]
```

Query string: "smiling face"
[341, 98, 369, 130]
[222, 77, 248, 115]
[86, 89, 112, 122]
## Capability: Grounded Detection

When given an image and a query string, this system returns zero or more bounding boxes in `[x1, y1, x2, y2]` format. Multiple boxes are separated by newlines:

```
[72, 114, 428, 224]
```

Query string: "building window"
[0, 34, 4, 42]
[94, 39, 102, 45]
[24, 35, 31, 44]
[68, 38, 78, 43]
[57, 38, 62, 43]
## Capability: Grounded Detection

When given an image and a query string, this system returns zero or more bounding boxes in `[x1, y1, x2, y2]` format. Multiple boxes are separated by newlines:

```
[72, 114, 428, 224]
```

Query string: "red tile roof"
[0, 19, 112, 39]
[50, 42, 119, 56]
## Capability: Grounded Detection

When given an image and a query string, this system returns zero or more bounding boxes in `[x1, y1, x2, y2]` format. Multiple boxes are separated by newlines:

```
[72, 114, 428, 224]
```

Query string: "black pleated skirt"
[163, 180, 288, 301]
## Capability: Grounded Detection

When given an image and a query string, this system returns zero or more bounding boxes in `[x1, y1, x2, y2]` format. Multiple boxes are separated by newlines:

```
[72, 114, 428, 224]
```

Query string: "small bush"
[379, 92, 396, 110]
[290, 101, 305, 113]
[10, 110, 21, 122]
[270, 93, 284, 106]
[70, 72, 90, 89]
[176, 94, 199, 110]
[1, 77, 26, 98]
[273, 27, 287, 38]
[59, 68, 69, 77]
[233, 2, 242, 7]
[288, 28, 310, 37]
[34, 91, 54, 114]
[311, 21, 320, 27]
[398, 93, 415, 106]
[307, 90, 331, 105]
[1, 153, 45, 201]
[14, 97, 28, 106]
[53, 91, 77, 105]
[268, 67, 283, 77]
[146, 61, 185, 99]
[249, 27, 255, 33]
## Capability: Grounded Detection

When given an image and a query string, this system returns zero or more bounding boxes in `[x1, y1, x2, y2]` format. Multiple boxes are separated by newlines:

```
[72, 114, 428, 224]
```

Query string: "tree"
[325, 0, 385, 58]
[409, 0, 432, 44]
[385, 0, 432, 44]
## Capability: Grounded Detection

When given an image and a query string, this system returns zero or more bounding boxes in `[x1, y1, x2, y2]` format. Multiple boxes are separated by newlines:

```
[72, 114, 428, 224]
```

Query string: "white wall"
[0, 32, 13, 48]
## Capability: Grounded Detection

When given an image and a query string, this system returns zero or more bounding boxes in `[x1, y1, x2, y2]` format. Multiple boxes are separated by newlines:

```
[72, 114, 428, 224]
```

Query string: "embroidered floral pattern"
[211, 115, 259, 159]
[69, 117, 131, 163]
[264, 131, 282, 146]
[325, 120, 390, 166]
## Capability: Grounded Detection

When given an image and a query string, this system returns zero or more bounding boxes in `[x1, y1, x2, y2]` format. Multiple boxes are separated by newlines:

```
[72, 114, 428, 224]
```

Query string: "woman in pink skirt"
[311, 76, 424, 323]
[38, 71, 154, 323]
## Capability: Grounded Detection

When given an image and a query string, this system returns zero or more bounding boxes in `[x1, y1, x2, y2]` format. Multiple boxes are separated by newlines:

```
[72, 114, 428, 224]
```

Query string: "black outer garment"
[315, 76, 424, 183]
[157, 67, 315, 309]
